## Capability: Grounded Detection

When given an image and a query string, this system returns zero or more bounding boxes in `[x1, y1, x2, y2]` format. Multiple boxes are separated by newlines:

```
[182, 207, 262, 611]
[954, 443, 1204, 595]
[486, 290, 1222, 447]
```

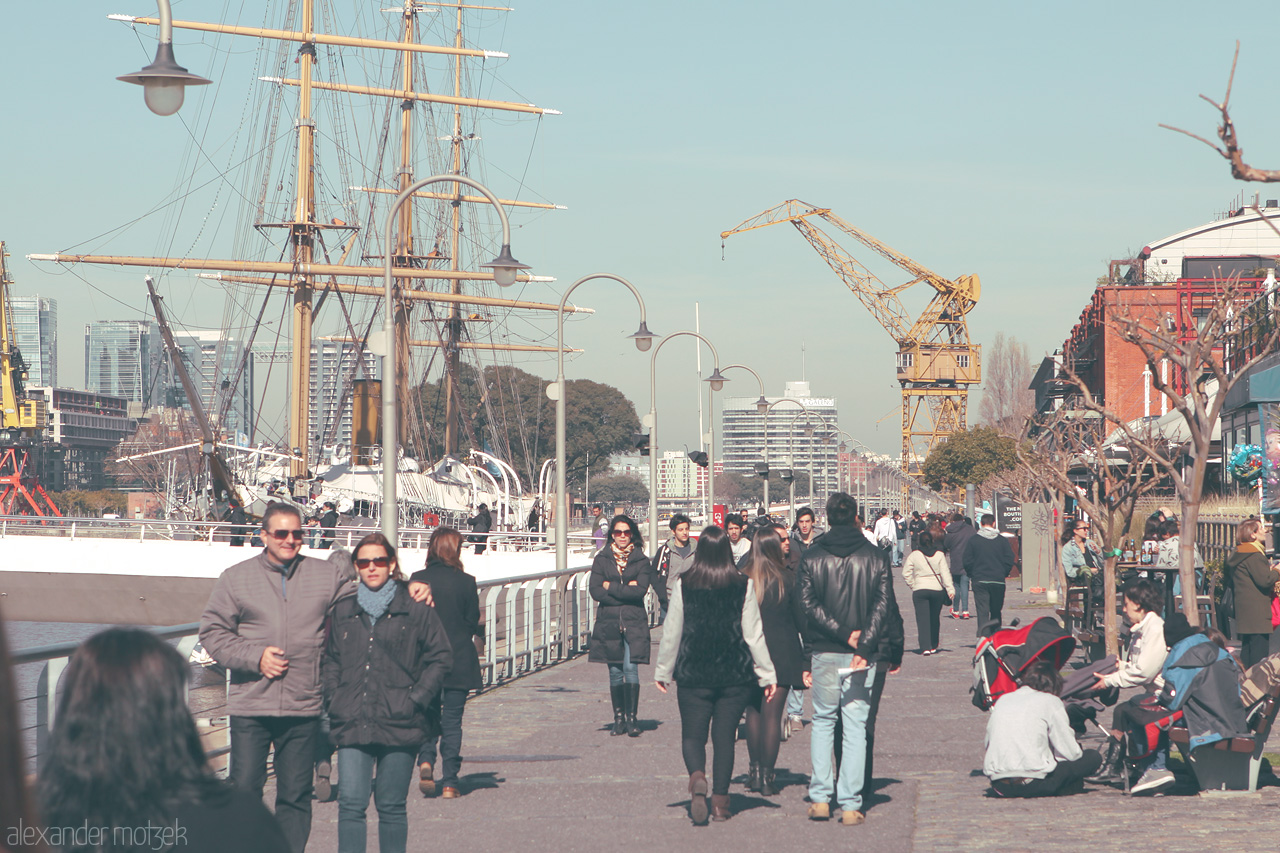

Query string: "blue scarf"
[357, 580, 398, 623]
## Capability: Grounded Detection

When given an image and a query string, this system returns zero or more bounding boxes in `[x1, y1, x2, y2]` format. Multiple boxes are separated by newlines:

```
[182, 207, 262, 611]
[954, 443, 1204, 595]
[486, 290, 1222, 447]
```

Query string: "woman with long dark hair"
[654, 525, 777, 824]
[588, 514, 654, 737]
[739, 526, 808, 796]
[410, 527, 484, 799]
[38, 628, 289, 853]
[323, 532, 452, 853]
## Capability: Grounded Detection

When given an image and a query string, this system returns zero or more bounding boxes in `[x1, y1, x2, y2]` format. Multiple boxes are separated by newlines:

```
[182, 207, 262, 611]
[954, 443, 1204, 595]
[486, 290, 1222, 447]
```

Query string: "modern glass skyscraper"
[169, 330, 255, 442]
[84, 320, 162, 404]
[309, 340, 380, 449]
[9, 295, 57, 387]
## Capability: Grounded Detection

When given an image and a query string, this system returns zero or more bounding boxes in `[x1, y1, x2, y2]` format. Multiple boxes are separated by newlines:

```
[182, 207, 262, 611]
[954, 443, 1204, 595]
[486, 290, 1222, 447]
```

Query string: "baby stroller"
[972, 617, 1076, 711]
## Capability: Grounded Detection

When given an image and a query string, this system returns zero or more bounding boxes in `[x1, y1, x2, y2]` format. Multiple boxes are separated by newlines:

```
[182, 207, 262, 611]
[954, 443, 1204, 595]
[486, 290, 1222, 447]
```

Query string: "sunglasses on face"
[612, 530, 631, 537]
[267, 529, 304, 541]
[355, 557, 391, 569]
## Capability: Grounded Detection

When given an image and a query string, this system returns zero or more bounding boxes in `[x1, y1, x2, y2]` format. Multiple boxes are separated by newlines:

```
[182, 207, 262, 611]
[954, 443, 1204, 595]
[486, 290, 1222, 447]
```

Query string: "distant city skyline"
[5, 3, 1279, 457]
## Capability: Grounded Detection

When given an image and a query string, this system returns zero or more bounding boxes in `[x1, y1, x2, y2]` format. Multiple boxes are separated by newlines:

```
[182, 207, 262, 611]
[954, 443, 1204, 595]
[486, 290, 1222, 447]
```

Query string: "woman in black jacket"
[1224, 517, 1280, 667]
[410, 527, 484, 799]
[323, 533, 452, 853]
[654, 525, 777, 824]
[739, 525, 808, 796]
[589, 514, 654, 737]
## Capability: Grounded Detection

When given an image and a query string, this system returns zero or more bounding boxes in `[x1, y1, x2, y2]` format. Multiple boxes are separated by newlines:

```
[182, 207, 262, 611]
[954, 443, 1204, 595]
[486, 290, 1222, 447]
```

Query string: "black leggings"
[1242, 633, 1270, 669]
[676, 683, 754, 795]
[744, 685, 791, 770]
[912, 589, 948, 651]
[990, 750, 1102, 798]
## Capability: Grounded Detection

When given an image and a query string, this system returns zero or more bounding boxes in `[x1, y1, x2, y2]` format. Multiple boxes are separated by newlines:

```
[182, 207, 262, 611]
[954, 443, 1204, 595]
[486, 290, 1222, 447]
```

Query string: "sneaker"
[807, 803, 830, 821]
[315, 760, 332, 802]
[962, 611, 971, 619]
[1131, 768, 1175, 794]
[949, 610, 960, 619]
[841, 810, 865, 826]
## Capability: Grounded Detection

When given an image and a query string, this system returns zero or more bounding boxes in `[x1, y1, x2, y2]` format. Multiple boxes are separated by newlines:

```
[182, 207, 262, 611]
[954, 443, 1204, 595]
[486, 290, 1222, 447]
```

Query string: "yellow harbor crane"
[721, 200, 981, 486]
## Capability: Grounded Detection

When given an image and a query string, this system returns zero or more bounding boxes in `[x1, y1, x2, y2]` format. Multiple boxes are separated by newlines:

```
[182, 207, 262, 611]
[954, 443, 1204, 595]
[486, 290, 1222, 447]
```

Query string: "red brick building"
[1035, 205, 1280, 423]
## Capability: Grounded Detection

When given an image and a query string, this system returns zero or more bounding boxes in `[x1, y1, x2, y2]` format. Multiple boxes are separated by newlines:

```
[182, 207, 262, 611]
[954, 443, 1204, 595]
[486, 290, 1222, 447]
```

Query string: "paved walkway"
[303, 577, 1280, 852]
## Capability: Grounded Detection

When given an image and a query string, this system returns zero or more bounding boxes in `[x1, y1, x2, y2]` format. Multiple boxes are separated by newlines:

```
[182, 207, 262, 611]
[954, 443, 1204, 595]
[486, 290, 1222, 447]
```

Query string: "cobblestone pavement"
[299, 575, 1280, 852]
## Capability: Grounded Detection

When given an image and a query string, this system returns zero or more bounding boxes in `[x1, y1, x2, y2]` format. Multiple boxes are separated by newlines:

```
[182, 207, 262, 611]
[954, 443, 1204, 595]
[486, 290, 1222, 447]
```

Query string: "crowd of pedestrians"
[11, 498, 1280, 847]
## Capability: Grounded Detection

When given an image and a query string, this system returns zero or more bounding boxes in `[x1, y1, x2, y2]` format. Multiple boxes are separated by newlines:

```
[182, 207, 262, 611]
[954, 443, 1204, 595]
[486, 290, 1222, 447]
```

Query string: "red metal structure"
[0, 447, 61, 516]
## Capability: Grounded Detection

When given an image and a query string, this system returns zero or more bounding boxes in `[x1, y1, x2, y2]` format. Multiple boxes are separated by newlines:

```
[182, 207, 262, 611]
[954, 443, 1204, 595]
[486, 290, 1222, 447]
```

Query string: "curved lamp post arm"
[553, 273, 653, 573]
[381, 174, 526, 545]
[762, 397, 809, 516]
[649, 331, 725, 549]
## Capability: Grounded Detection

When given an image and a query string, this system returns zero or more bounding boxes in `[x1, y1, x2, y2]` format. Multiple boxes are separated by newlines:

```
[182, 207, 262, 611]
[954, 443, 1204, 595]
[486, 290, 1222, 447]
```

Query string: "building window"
[957, 354, 970, 369]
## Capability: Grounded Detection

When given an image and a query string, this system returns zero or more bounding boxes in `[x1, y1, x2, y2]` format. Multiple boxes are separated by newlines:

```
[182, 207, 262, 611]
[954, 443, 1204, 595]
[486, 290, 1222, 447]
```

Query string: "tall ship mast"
[32, 0, 583, 524]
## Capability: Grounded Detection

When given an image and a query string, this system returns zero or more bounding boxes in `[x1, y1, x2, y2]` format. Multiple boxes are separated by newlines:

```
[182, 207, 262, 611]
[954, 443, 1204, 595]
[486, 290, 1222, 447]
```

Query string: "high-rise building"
[721, 380, 839, 505]
[10, 295, 57, 388]
[84, 320, 162, 405]
[168, 331, 255, 441]
[309, 340, 380, 449]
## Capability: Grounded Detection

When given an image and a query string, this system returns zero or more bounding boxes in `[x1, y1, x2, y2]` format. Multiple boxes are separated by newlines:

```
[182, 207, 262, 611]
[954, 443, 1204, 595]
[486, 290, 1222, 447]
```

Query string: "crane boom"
[722, 201, 982, 492]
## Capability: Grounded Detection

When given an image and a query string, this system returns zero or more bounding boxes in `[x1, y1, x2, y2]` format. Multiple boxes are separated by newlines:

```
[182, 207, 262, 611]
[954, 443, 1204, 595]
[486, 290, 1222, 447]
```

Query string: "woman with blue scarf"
[323, 533, 452, 853]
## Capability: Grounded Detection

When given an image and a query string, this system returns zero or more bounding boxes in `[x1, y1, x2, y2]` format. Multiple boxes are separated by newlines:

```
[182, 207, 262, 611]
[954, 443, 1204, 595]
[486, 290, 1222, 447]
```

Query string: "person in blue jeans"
[588, 515, 654, 736]
[322, 533, 452, 853]
[797, 492, 898, 826]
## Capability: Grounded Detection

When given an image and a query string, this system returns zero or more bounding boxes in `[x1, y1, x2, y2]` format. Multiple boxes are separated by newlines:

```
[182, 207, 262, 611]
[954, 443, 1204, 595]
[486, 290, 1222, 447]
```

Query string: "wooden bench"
[1168, 682, 1280, 793]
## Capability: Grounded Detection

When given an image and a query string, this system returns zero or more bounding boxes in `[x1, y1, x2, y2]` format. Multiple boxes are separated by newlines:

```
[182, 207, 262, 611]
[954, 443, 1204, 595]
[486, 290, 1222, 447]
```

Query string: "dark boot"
[610, 684, 627, 736]
[746, 762, 761, 792]
[689, 772, 709, 825]
[626, 682, 641, 737]
[710, 794, 732, 821]
[759, 767, 779, 796]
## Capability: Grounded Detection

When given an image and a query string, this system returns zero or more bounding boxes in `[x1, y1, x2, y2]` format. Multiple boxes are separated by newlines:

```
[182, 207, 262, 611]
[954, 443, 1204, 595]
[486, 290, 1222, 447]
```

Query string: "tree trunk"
[1104, 553, 1119, 657]
[1180, 501, 1202, 626]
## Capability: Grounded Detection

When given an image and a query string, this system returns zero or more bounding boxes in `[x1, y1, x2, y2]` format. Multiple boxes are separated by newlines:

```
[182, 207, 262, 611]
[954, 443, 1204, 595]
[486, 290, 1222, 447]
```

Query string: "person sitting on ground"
[984, 659, 1102, 798]
[1089, 579, 1169, 789]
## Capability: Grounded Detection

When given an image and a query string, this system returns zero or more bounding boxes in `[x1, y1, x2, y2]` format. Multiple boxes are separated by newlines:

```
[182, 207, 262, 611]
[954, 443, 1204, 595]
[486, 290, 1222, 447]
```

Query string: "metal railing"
[0, 514, 599, 554]
[10, 560, 641, 770]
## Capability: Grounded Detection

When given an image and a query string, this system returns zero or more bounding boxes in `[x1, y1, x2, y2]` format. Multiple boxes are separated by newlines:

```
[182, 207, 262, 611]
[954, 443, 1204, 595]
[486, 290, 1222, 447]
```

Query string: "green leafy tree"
[588, 473, 649, 506]
[47, 489, 128, 518]
[920, 426, 1018, 492]
[418, 364, 640, 490]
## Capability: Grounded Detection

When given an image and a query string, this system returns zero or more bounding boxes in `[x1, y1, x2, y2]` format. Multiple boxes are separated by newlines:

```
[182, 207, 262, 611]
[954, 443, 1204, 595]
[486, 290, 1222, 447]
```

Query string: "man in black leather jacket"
[797, 492, 896, 825]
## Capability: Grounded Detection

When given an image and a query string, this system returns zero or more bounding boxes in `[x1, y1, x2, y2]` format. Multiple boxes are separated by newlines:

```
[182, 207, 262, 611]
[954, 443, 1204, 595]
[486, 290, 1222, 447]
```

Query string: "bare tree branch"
[1163, 42, 1280, 183]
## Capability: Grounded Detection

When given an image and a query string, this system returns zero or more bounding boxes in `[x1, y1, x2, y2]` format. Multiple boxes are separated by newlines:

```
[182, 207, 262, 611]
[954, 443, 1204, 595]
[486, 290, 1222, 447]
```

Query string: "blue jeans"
[418, 688, 468, 788]
[809, 653, 877, 813]
[337, 745, 416, 853]
[952, 574, 969, 613]
[607, 640, 639, 686]
[893, 539, 904, 565]
[786, 688, 805, 717]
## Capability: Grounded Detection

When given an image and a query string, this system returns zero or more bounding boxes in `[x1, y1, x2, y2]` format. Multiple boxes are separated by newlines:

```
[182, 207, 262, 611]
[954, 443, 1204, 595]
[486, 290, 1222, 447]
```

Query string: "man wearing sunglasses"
[199, 502, 426, 852]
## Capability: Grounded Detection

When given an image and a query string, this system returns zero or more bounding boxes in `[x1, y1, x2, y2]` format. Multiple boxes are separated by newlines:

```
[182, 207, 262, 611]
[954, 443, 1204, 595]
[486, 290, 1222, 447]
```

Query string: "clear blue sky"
[2, 1, 1279, 458]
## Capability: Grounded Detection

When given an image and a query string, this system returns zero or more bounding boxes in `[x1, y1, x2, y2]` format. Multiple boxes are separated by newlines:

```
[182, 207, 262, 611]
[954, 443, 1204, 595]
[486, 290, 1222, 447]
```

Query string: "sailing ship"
[28, 0, 586, 530]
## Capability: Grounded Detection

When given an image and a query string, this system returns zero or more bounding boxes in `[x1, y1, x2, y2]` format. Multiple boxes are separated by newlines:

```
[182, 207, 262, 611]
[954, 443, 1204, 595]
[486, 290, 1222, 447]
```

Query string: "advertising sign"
[712, 504, 726, 528]
[1263, 402, 1280, 514]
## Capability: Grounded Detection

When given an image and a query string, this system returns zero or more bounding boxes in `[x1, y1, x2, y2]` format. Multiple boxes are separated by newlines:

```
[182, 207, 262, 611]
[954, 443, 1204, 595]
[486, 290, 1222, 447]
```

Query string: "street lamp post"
[785, 411, 835, 524]
[718, 365, 769, 524]
[117, 0, 211, 115]
[553, 274, 655, 573]
[648, 332, 727, 550]
[761, 398, 809, 518]
[380, 174, 528, 546]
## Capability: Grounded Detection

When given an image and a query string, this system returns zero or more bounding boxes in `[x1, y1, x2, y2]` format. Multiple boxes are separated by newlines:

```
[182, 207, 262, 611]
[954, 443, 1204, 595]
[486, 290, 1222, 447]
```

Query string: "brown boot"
[710, 794, 732, 821]
[688, 772, 709, 825]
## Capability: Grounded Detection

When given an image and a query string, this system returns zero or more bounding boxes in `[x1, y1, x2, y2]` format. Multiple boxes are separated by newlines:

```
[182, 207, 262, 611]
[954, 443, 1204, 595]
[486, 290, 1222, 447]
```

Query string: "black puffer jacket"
[322, 583, 453, 748]
[588, 546, 654, 665]
[797, 525, 895, 659]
